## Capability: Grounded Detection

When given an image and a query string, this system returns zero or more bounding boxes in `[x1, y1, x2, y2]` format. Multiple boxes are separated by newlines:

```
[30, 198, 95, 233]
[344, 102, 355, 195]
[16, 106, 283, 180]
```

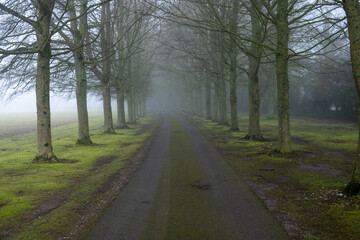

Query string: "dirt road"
[87, 113, 289, 240]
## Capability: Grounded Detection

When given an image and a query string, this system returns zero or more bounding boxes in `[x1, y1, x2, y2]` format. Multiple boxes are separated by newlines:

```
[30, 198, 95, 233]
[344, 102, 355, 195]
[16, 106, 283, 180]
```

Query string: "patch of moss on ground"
[187, 114, 360, 240]
[0, 113, 158, 240]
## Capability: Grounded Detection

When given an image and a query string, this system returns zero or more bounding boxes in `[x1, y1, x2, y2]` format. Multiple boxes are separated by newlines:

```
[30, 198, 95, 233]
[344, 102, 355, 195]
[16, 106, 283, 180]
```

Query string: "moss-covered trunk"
[102, 81, 115, 133]
[100, 2, 115, 134]
[74, 49, 92, 144]
[246, 0, 263, 139]
[266, 73, 276, 119]
[127, 89, 137, 124]
[343, 0, 360, 195]
[212, 82, 219, 122]
[229, 56, 238, 131]
[205, 77, 212, 120]
[34, 0, 57, 162]
[140, 95, 146, 117]
[68, 0, 92, 145]
[218, 76, 228, 125]
[116, 84, 128, 128]
[196, 83, 203, 117]
[246, 54, 262, 139]
[275, 0, 292, 153]
[228, 0, 239, 131]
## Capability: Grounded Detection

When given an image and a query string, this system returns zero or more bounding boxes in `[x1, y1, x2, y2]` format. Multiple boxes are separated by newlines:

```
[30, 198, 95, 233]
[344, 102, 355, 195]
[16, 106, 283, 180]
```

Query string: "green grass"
[188, 114, 360, 240]
[143, 117, 228, 240]
[0, 112, 157, 240]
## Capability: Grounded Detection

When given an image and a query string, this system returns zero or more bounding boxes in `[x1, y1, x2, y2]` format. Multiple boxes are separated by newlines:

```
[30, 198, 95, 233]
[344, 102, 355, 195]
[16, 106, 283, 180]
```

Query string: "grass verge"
[0, 113, 158, 240]
[187, 114, 360, 240]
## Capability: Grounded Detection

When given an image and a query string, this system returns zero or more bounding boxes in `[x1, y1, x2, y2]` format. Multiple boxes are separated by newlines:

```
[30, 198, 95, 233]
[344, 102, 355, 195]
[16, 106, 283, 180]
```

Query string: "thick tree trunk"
[34, 1, 57, 162]
[246, 55, 263, 139]
[70, 0, 92, 145]
[116, 85, 128, 129]
[127, 91, 136, 124]
[196, 84, 203, 117]
[218, 76, 228, 125]
[134, 95, 139, 119]
[102, 81, 115, 133]
[229, 44, 239, 131]
[213, 83, 219, 122]
[245, 0, 263, 140]
[100, 1, 115, 134]
[205, 78, 212, 120]
[275, 0, 292, 153]
[266, 75, 276, 119]
[140, 95, 146, 117]
[74, 50, 92, 145]
[343, 0, 360, 195]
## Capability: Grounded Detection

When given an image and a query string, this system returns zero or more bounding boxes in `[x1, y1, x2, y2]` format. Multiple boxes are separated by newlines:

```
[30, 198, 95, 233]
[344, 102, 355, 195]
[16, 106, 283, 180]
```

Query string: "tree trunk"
[343, 0, 360, 195]
[116, 85, 128, 128]
[229, 0, 239, 132]
[246, 55, 262, 139]
[266, 74, 276, 119]
[74, 49, 92, 144]
[102, 81, 115, 133]
[213, 82, 219, 122]
[229, 69, 238, 131]
[245, 0, 263, 140]
[68, 0, 92, 145]
[205, 77, 212, 120]
[127, 90, 136, 124]
[141, 95, 146, 117]
[218, 76, 228, 125]
[100, 1, 115, 134]
[34, 0, 57, 162]
[275, 0, 292, 153]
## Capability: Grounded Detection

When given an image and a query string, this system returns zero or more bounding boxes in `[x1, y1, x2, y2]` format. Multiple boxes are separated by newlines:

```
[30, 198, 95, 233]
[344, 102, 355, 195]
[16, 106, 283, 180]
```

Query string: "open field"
[188, 115, 359, 240]
[0, 112, 102, 139]
[0, 112, 158, 240]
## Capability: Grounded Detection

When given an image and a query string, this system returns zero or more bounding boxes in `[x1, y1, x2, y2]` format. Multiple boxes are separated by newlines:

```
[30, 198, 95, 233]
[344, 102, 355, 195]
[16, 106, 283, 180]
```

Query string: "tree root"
[33, 154, 59, 163]
[229, 126, 240, 132]
[243, 133, 265, 141]
[104, 128, 117, 134]
[76, 137, 93, 146]
[344, 179, 360, 196]
[115, 125, 130, 130]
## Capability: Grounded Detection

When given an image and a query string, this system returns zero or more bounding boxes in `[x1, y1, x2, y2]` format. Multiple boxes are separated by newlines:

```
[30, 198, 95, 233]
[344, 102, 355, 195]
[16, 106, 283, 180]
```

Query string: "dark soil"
[94, 155, 117, 168]
[27, 198, 65, 220]
[135, 123, 153, 136]
[190, 182, 212, 191]
[299, 163, 343, 175]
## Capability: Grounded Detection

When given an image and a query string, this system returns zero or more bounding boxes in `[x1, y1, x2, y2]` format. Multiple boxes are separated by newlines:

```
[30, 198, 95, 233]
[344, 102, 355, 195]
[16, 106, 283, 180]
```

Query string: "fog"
[0, 92, 111, 113]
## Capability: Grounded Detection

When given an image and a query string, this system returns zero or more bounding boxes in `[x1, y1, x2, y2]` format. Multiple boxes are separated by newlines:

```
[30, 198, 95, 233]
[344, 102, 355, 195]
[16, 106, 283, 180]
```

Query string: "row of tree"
[0, 0, 157, 162]
[149, 0, 360, 195]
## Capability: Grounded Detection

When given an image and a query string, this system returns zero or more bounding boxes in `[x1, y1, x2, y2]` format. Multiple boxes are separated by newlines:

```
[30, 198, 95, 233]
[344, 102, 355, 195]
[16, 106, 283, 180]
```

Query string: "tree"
[0, 1, 58, 162]
[86, 0, 116, 134]
[341, 0, 360, 195]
